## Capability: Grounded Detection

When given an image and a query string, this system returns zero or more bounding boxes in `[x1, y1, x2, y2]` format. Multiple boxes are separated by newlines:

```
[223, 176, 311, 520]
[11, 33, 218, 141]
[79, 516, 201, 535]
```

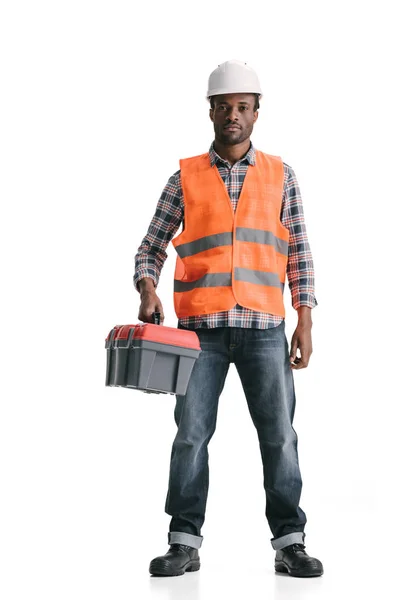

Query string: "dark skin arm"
[290, 306, 313, 369]
[137, 277, 165, 324]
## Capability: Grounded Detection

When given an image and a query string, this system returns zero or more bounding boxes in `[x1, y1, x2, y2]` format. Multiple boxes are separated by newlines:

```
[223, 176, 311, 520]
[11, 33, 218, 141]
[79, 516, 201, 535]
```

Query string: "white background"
[1, 1, 399, 598]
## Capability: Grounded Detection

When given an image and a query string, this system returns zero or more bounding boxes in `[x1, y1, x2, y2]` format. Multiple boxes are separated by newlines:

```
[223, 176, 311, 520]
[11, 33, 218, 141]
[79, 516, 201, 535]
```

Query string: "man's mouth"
[224, 125, 241, 131]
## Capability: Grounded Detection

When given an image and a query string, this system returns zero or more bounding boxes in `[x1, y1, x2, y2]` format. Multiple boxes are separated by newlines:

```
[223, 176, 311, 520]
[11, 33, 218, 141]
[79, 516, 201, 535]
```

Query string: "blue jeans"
[164, 320, 307, 551]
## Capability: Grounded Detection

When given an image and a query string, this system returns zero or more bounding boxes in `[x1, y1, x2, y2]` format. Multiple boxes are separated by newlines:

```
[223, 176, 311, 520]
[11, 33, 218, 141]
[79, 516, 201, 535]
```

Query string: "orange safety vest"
[172, 149, 289, 318]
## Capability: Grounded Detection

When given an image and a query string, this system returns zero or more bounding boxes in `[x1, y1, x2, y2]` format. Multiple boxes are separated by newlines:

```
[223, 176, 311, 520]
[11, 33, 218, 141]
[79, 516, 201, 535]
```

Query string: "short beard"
[215, 126, 251, 146]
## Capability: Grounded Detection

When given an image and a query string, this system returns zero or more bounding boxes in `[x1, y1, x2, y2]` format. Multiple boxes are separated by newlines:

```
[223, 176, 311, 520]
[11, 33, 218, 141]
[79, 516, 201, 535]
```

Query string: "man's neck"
[213, 139, 251, 166]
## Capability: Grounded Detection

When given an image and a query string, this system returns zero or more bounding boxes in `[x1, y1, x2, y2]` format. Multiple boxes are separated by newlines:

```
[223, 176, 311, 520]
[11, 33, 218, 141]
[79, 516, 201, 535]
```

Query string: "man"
[134, 60, 323, 578]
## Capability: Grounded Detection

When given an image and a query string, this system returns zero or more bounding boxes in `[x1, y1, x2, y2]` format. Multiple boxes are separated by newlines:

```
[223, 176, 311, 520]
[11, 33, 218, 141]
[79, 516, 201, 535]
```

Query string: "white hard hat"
[206, 59, 262, 100]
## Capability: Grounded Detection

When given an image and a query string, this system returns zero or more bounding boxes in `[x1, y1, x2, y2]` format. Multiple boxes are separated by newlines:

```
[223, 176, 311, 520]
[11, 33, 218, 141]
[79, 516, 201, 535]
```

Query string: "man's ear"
[253, 111, 259, 123]
[209, 108, 214, 122]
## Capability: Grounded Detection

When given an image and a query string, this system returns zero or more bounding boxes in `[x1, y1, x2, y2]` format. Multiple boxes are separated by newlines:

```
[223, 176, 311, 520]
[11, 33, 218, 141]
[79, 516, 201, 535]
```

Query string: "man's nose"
[225, 107, 240, 121]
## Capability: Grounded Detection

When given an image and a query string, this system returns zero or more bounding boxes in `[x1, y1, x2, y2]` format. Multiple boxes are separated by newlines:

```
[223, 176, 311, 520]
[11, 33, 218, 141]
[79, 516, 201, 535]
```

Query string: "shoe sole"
[149, 558, 200, 577]
[275, 561, 323, 577]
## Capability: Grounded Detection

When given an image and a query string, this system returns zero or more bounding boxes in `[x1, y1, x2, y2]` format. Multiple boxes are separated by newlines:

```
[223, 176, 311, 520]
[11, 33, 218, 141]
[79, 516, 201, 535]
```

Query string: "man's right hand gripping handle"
[137, 277, 165, 324]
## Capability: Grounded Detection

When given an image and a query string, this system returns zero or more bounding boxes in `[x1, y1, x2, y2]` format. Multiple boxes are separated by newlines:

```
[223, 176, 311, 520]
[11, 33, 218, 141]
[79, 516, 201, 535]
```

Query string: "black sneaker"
[149, 543, 200, 576]
[275, 543, 324, 577]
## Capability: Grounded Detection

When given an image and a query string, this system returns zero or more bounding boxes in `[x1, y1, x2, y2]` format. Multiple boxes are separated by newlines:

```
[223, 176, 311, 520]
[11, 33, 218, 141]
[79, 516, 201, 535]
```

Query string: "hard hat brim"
[206, 89, 262, 101]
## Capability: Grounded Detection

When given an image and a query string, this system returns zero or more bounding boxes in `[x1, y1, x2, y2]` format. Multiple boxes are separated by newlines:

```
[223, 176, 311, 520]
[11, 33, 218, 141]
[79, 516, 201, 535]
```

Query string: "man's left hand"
[289, 323, 313, 370]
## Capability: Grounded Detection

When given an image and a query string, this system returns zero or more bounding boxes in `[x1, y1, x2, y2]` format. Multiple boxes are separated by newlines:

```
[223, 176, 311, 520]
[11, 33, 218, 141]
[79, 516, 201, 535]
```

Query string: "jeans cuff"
[168, 531, 203, 549]
[270, 531, 305, 550]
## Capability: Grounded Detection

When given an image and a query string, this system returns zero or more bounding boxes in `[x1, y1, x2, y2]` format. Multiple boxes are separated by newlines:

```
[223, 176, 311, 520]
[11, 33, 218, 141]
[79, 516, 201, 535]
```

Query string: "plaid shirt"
[134, 142, 318, 329]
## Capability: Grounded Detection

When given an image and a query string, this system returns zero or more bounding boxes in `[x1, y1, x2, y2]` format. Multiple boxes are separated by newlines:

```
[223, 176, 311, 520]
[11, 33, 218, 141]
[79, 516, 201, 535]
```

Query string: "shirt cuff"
[292, 293, 318, 310]
[133, 269, 158, 293]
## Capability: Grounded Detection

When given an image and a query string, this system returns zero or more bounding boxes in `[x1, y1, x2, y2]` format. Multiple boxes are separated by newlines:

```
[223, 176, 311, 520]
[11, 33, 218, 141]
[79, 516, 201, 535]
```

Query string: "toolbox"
[105, 313, 201, 395]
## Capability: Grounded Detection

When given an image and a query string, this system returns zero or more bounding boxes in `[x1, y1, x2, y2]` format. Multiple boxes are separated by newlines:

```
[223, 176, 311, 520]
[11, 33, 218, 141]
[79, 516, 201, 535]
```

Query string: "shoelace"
[289, 543, 306, 553]
[170, 543, 193, 552]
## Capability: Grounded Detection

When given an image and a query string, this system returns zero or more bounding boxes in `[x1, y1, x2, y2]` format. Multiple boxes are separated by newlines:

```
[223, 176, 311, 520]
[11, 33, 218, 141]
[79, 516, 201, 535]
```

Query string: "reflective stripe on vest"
[175, 232, 233, 259]
[172, 150, 288, 318]
[174, 269, 285, 292]
[175, 228, 288, 259]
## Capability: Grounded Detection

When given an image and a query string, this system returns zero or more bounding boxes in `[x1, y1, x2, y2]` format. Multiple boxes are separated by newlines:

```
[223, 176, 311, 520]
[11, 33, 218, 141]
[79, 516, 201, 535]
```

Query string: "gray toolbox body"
[105, 317, 201, 395]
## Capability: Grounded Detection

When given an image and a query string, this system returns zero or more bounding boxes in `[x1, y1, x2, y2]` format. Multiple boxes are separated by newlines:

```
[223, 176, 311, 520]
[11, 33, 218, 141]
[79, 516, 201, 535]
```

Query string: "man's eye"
[239, 106, 248, 111]
[218, 106, 227, 110]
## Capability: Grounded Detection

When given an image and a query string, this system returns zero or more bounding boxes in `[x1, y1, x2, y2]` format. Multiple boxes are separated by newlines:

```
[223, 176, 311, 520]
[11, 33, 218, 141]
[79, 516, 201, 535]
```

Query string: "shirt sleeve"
[281, 164, 318, 310]
[133, 170, 183, 292]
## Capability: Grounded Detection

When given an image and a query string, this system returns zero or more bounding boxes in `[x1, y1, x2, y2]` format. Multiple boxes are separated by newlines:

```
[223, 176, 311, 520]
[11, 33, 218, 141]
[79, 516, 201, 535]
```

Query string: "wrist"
[138, 277, 156, 296]
[296, 306, 312, 325]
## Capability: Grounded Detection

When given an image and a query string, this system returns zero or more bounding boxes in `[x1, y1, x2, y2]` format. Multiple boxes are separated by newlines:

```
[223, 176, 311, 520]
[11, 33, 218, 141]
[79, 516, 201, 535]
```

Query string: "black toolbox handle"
[152, 311, 161, 325]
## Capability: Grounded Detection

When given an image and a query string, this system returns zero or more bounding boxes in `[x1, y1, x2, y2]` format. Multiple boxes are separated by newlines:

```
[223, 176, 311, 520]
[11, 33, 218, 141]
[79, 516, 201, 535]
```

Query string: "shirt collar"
[208, 141, 256, 168]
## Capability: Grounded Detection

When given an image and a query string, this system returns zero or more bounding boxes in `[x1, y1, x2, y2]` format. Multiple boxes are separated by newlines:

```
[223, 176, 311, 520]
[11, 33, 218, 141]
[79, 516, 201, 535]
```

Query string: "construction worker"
[134, 59, 323, 578]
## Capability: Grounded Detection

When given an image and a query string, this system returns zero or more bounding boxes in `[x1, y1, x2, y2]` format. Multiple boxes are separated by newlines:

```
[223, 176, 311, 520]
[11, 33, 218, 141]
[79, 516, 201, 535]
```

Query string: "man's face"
[209, 93, 259, 146]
